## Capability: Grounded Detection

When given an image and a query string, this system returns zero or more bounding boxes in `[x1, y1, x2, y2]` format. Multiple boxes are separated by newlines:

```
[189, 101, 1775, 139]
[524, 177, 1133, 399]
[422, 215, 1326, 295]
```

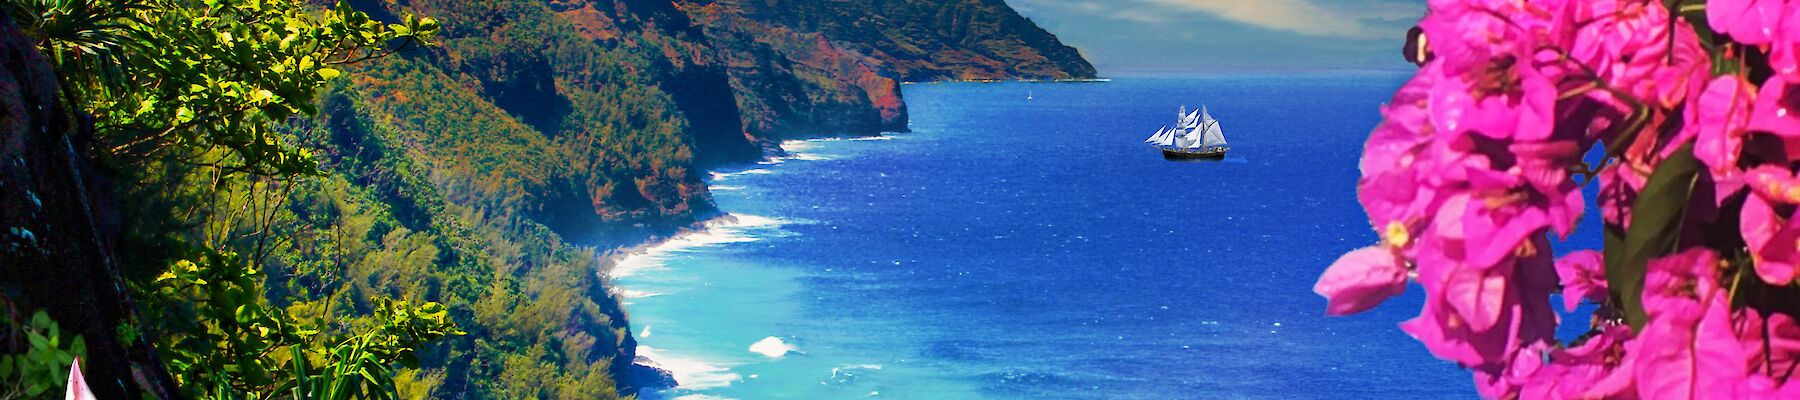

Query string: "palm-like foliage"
[4, 0, 143, 98]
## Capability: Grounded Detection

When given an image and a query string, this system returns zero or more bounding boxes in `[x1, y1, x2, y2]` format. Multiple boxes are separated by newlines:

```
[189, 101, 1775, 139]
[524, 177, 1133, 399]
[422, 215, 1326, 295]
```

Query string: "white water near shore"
[608, 214, 789, 279]
[636, 345, 741, 390]
[612, 134, 988, 399]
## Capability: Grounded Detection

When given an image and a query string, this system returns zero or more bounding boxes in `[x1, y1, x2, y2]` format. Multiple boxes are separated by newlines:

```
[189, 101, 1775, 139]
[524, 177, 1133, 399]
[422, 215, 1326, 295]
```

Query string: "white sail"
[1201, 120, 1227, 148]
[1145, 126, 1166, 143]
[1183, 110, 1203, 129]
[1155, 126, 1177, 146]
[1201, 106, 1215, 124]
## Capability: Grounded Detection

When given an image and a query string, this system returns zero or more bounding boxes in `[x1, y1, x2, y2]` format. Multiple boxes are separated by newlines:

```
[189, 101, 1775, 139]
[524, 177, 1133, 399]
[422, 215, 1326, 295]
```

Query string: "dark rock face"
[623, 359, 679, 393]
[0, 12, 177, 399]
[675, 0, 906, 141]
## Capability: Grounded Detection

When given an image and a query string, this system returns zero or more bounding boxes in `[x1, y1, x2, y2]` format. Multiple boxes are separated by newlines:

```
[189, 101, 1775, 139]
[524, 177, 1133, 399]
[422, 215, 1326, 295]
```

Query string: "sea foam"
[636, 346, 741, 390]
[607, 214, 788, 279]
[709, 169, 773, 182]
[748, 336, 799, 358]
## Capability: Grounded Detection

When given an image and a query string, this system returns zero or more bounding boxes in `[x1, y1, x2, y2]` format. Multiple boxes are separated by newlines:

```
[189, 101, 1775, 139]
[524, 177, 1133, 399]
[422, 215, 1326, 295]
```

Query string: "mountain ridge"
[0, 0, 1093, 397]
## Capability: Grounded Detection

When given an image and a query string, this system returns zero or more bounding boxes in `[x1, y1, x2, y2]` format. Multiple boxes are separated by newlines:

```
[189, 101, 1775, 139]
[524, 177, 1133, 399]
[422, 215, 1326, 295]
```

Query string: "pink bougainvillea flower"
[1652, 20, 1713, 109]
[1633, 282, 1748, 400]
[1736, 309, 1800, 384]
[1758, 313, 1800, 382]
[1420, 0, 1539, 76]
[1416, 0, 1561, 142]
[1635, 249, 1747, 399]
[1359, 65, 1443, 244]
[1553, 250, 1607, 312]
[1693, 76, 1757, 176]
[1400, 288, 1526, 368]
[1572, 0, 1700, 104]
[1642, 249, 1723, 323]
[1552, 325, 1639, 399]
[1402, 233, 1557, 371]
[1745, 165, 1800, 204]
[1771, 5, 1800, 75]
[1434, 189, 1550, 271]
[1741, 190, 1800, 285]
[1326, 1, 1800, 397]
[1315, 246, 1409, 316]
[1509, 139, 1589, 237]
[1708, 0, 1785, 45]
[1429, 61, 1559, 141]
[1755, 75, 1800, 139]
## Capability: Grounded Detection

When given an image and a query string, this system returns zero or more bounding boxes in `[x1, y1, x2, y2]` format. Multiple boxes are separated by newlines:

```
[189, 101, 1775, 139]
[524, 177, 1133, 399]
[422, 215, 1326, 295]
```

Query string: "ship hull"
[1161, 147, 1227, 160]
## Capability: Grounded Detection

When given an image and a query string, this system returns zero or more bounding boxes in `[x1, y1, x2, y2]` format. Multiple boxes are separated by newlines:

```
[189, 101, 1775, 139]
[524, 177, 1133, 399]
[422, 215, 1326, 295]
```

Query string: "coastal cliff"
[0, 0, 1091, 397]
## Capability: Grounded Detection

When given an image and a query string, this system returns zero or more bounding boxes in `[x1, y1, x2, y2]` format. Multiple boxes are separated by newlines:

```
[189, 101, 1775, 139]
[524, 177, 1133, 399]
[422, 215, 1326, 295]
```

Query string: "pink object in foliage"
[1314, 246, 1408, 316]
[66, 358, 94, 400]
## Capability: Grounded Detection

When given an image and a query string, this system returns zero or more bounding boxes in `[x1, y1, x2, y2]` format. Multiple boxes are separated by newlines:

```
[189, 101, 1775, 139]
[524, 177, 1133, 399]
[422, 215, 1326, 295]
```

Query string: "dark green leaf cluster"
[0, 310, 86, 398]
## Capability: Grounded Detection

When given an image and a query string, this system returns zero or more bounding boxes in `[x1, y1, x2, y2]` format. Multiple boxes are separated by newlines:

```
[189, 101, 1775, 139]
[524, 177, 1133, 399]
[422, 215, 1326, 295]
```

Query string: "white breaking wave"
[710, 185, 745, 191]
[614, 288, 662, 299]
[795, 135, 896, 142]
[748, 336, 799, 358]
[636, 346, 741, 390]
[760, 143, 835, 165]
[709, 169, 773, 182]
[830, 364, 884, 380]
[608, 214, 789, 279]
[612, 287, 663, 306]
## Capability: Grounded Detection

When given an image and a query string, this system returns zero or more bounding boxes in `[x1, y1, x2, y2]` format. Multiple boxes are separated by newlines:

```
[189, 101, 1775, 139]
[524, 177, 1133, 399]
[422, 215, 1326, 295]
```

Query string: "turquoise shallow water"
[612, 75, 1607, 399]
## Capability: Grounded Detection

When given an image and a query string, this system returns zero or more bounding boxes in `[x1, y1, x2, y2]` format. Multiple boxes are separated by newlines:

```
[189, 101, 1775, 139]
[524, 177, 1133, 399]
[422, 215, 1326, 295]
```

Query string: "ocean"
[612, 75, 1596, 399]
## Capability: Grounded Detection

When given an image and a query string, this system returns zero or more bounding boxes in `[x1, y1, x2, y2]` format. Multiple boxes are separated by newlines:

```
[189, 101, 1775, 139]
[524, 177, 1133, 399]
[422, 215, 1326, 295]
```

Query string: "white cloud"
[1135, 0, 1416, 39]
[1009, 0, 1421, 39]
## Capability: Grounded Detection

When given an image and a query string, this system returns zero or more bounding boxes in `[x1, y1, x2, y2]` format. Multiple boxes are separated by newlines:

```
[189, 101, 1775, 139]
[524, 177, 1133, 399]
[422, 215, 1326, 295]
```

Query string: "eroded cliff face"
[681, 0, 907, 140]
[0, 12, 179, 399]
[714, 0, 1099, 82]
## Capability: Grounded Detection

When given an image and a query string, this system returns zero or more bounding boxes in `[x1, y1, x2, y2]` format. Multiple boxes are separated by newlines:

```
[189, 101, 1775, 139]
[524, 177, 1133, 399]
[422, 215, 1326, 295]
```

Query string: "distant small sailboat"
[1145, 105, 1227, 160]
[1027, 90, 1034, 100]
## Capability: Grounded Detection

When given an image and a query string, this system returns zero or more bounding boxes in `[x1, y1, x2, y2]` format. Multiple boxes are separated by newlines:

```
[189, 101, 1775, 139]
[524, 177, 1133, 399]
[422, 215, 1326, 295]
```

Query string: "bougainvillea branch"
[1318, 0, 1800, 398]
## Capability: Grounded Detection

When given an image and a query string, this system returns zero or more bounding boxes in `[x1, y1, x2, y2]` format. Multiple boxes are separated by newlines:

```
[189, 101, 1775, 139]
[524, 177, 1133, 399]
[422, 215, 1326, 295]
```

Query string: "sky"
[1007, 0, 1426, 75]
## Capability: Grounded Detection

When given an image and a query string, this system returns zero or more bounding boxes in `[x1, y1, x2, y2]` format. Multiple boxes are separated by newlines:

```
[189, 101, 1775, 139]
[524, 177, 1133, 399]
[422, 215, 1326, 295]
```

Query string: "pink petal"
[1634, 293, 1749, 400]
[67, 358, 94, 400]
[1750, 76, 1800, 136]
[1446, 264, 1510, 332]
[1708, 0, 1751, 37]
[1744, 165, 1800, 205]
[1465, 207, 1549, 270]
[1315, 246, 1409, 316]
[1694, 76, 1754, 174]
[1554, 250, 1607, 312]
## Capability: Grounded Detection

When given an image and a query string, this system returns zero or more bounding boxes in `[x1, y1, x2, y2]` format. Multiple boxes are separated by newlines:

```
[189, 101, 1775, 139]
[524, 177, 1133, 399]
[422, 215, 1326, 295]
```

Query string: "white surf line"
[609, 135, 878, 394]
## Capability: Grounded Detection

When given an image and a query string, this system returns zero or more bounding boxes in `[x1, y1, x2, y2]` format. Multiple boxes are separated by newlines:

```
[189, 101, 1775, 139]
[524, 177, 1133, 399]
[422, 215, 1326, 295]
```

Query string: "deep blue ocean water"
[613, 75, 1602, 399]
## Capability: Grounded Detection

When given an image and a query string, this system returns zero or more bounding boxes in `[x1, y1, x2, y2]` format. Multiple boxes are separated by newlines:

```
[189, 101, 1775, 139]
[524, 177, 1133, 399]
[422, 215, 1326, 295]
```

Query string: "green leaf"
[1608, 143, 1701, 329]
[27, 332, 49, 350]
[317, 67, 340, 81]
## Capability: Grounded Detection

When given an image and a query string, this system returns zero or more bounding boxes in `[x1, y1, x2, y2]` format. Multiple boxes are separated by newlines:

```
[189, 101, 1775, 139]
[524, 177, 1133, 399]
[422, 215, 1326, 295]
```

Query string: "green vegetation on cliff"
[714, 0, 1098, 82]
[0, 0, 1092, 398]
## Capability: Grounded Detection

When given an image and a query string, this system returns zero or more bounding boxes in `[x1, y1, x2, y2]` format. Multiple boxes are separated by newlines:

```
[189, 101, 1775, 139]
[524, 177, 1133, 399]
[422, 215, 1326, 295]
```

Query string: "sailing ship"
[1144, 105, 1228, 159]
